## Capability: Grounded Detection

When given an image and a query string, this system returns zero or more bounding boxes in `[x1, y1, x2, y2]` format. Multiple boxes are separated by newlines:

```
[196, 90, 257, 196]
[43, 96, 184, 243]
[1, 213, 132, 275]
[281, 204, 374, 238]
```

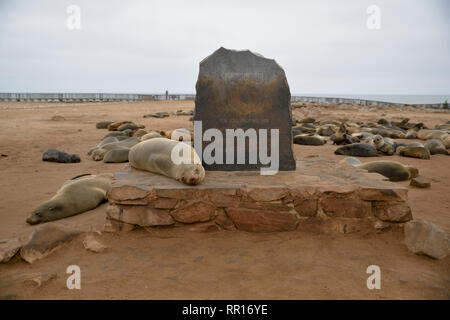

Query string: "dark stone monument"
[194, 47, 296, 171]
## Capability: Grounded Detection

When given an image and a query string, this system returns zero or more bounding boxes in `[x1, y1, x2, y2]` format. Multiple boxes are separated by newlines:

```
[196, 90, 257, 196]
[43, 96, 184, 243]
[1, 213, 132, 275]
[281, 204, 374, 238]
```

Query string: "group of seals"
[26, 174, 113, 225]
[89, 137, 140, 162]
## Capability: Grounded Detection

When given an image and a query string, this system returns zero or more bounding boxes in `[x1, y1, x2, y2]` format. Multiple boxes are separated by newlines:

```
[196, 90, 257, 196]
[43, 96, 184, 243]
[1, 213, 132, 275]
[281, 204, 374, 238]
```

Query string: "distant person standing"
[165, 90, 169, 100]
[444, 99, 448, 109]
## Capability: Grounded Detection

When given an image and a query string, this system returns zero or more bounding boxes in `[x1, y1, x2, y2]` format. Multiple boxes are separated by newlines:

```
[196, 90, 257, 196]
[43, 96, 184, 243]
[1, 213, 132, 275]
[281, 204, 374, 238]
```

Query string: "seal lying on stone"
[42, 149, 80, 163]
[129, 138, 205, 185]
[355, 161, 419, 182]
[397, 146, 430, 160]
[424, 139, 449, 155]
[293, 134, 326, 146]
[334, 143, 378, 157]
[26, 173, 113, 225]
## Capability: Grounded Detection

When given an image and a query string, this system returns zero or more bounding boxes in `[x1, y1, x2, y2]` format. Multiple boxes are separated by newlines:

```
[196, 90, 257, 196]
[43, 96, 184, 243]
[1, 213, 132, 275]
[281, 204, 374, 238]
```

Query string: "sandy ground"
[0, 100, 449, 299]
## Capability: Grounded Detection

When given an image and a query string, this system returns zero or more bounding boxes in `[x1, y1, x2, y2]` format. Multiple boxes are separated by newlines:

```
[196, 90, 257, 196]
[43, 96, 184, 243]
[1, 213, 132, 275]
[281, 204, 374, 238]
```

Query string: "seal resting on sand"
[42, 149, 80, 163]
[26, 174, 113, 225]
[129, 138, 205, 185]
[334, 143, 378, 157]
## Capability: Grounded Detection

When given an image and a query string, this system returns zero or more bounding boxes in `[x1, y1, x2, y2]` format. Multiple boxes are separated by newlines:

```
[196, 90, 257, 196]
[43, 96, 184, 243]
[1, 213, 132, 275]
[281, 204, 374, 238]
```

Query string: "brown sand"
[0, 101, 449, 299]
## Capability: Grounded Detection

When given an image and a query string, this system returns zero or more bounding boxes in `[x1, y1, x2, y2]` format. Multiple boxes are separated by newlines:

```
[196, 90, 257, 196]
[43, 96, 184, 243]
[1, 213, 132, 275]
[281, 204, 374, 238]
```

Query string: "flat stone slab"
[106, 157, 412, 233]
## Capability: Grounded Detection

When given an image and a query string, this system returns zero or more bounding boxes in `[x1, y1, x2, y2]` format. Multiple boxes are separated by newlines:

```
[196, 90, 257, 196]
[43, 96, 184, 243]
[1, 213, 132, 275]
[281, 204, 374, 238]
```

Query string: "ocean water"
[294, 94, 449, 104]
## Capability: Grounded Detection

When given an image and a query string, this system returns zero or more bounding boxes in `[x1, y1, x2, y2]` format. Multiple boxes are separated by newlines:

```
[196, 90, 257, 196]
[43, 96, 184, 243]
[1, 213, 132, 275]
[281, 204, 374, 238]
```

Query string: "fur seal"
[96, 121, 115, 129]
[355, 161, 418, 181]
[405, 130, 417, 139]
[129, 138, 205, 185]
[42, 149, 80, 163]
[117, 123, 142, 132]
[165, 128, 193, 142]
[103, 148, 130, 163]
[372, 135, 395, 155]
[26, 173, 113, 225]
[132, 129, 148, 138]
[108, 121, 132, 131]
[334, 143, 378, 157]
[417, 129, 448, 140]
[293, 134, 326, 146]
[397, 146, 430, 160]
[141, 132, 163, 141]
[88, 137, 119, 155]
[424, 139, 449, 155]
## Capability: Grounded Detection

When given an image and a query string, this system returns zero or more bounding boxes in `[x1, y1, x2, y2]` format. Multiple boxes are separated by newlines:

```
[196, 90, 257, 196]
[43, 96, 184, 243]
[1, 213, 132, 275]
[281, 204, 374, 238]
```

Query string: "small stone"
[410, 177, 431, 188]
[23, 273, 57, 287]
[83, 234, 106, 253]
[51, 115, 65, 121]
[0, 238, 22, 263]
[20, 224, 82, 263]
[404, 219, 449, 259]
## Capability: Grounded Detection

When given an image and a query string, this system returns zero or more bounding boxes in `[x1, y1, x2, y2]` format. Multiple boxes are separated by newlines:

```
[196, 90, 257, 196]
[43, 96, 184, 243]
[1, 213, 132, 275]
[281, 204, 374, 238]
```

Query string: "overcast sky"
[0, 0, 449, 94]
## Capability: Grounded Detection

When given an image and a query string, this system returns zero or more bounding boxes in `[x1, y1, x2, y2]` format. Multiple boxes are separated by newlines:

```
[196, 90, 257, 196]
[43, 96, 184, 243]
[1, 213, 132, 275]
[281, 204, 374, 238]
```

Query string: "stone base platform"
[104, 157, 413, 234]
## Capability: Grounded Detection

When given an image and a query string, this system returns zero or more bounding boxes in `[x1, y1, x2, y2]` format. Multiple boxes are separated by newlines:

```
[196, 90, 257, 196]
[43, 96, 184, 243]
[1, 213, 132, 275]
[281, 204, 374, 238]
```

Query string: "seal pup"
[42, 149, 80, 163]
[372, 135, 395, 155]
[129, 138, 205, 185]
[355, 161, 418, 182]
[334, 143, 378, 157]
[26, 174, 113, 225]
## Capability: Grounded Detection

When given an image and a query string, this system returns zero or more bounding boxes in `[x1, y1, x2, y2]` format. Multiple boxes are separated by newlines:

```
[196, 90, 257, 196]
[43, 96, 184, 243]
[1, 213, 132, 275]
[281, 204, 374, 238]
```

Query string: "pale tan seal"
[26, 174, 113, 225]
[397, 146, 430, 160]
[129, 138, 205, 185]
[293, 134, 326, 146]
[356, 161, 418, 181]
[141, 132, 163, 141]
[424, 139, 449, 155]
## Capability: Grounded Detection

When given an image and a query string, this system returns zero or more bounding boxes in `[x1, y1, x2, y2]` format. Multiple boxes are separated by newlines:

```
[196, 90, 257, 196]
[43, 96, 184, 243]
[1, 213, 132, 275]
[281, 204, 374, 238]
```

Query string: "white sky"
[0, 0, 449, 94]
